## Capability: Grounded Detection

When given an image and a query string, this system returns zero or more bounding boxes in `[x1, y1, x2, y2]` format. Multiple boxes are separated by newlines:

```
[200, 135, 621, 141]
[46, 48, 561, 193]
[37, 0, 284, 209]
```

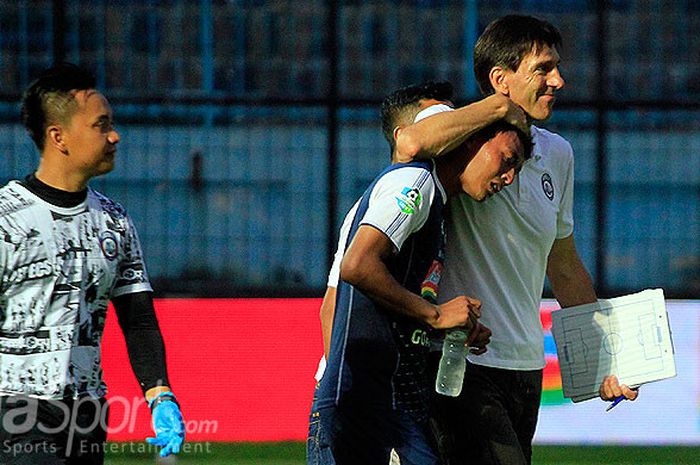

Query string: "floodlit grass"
[533, 445, 700, 465]
[104, 442, 700, 465]
[104, 441, 306, 465]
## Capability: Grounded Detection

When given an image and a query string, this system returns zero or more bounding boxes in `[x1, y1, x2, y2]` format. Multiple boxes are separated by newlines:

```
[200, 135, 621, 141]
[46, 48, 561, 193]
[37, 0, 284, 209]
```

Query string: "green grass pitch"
[104, 442, 700, 465]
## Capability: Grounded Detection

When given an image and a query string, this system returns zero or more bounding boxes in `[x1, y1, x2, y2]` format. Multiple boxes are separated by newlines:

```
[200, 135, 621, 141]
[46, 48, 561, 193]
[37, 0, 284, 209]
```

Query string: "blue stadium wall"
[2, 120, 697, 295]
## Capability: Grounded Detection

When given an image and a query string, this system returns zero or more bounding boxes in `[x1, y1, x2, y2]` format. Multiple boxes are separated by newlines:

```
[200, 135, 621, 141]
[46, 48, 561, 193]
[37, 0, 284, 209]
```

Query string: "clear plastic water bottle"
[435, 329, 468, 396]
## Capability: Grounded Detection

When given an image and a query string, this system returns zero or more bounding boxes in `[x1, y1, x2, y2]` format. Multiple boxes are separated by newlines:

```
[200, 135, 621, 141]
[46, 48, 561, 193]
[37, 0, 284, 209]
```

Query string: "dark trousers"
[319, 404, 439, 465]
[430, 355, 542, 465]
[0, 396, 108, 465]
[307, 384, 335, 465]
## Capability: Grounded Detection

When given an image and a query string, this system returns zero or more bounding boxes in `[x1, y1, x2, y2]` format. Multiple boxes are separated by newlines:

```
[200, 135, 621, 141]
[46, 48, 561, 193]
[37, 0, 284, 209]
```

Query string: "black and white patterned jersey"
[0, 181, 152, 399]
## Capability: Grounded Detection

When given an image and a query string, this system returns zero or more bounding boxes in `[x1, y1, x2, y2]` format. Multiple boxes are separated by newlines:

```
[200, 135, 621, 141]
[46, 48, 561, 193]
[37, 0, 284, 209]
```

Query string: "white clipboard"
[551, 289, 676, 402]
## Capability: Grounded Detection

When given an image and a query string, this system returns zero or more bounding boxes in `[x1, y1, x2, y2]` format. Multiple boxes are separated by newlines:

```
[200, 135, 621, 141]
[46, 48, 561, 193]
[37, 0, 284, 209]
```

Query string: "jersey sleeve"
[556, 143, 575, 239]
[112, 213, 153, 297]
[0, 226, 6, 293]
[326, 200, 360, 288]
[360, 166, 436, 252]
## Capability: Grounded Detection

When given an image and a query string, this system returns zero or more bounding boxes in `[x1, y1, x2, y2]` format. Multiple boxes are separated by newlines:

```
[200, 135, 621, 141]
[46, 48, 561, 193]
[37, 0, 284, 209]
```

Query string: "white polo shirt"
[438, 125, 575, 370]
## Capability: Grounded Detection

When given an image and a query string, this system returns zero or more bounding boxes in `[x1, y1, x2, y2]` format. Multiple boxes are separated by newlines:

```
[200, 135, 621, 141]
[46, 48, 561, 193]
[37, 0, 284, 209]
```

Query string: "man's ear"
[393, 125, 403, 142]
[47, 125, 69, 154]
[489, 66, 509, 96]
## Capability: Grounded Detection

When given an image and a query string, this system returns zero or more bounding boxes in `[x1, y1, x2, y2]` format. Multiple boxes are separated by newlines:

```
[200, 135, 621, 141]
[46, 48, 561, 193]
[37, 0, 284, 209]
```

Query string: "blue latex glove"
[146, 395, 185, 457]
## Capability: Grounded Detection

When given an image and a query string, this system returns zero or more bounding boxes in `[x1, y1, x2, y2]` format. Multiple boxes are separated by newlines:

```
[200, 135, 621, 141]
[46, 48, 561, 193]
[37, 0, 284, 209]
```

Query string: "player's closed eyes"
[94, 117, 114, 132]
[500, 153, 521, 173]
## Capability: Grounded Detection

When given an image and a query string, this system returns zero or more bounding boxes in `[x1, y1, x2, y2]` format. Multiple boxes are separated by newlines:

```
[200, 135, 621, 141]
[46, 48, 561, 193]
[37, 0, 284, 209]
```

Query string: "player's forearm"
[340, 253, 439, 325]
[125, 327, 171, 394]
[395, 94, 510, 162]
[113, 292, 171, 395]
[319, 287, 336, 360]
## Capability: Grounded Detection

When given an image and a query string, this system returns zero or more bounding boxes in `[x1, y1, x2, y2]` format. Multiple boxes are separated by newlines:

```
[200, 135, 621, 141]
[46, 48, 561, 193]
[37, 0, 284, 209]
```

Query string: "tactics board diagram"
[551, 289, 676, 402]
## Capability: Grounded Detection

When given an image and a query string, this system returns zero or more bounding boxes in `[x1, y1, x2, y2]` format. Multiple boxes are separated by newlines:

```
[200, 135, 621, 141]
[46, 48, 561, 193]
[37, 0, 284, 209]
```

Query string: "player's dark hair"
[474, 15, 562, 95]
[21, 62, 97, 150]
[380, 81, 454, 157]
[472, 120, 534, 161]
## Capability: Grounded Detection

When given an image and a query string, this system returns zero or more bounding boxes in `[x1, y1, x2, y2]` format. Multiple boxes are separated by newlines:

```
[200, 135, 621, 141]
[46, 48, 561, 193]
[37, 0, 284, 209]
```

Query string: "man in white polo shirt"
[394, 15, 638, 465]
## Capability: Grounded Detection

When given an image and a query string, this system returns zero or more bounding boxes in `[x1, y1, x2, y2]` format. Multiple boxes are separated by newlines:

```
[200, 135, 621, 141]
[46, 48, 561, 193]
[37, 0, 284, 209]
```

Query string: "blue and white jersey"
[316, 160, 447, 422]
[0, 181, 152, 399]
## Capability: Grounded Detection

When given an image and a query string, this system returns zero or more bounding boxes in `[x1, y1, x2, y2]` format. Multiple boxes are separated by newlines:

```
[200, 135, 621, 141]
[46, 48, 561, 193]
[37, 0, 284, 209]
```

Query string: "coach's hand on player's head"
[146, 392, 186, 457]
[488, 93, 530, 135]
[598, 375, 639, 402]
[433, 295, 481, 330]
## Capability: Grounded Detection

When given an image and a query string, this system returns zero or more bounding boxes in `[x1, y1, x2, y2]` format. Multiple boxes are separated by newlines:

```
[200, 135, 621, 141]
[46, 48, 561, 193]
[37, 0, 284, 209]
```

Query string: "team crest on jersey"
[395, 187, 422, 215]
[99, 230, 118, 260]
[541, 173, 554, 200]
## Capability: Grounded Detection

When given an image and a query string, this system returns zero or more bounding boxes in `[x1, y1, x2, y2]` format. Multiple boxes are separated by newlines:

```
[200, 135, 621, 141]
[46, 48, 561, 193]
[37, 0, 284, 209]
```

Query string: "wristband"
[148, 391, 179, 411]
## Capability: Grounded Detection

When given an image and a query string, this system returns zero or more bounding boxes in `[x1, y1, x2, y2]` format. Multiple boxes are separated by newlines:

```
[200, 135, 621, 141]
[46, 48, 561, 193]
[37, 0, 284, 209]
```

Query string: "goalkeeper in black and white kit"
[0, 63, 184, 464]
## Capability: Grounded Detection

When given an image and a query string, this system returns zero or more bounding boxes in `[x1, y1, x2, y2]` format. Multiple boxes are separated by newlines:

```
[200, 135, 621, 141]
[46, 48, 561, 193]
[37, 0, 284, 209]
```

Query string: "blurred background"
[1, 0, 698, 299]
[0, 0, 698, 463]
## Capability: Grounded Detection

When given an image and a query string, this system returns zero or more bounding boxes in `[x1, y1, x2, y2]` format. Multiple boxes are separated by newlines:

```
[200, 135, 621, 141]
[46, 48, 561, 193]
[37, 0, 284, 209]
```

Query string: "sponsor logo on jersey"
[119, 267, 144, 282]
[8, 259, 53, 283]
[395, 187, 422, 215]
[0, 332, 52, 354]
[541, 173, 554, 200]
[410, 329, 430, 347]
[99, 231, 118, 260]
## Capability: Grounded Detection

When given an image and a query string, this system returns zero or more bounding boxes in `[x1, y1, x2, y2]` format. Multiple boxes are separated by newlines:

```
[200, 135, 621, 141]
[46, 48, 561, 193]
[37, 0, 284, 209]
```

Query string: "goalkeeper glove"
[146, 392, 185, 457]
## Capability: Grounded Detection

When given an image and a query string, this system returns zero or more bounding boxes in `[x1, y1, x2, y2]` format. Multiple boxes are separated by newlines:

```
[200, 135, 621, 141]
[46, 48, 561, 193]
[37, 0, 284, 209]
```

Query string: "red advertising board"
[100, 298, 569, 442]
[102, 299, 700, 445]
[101, 298, 323, 441]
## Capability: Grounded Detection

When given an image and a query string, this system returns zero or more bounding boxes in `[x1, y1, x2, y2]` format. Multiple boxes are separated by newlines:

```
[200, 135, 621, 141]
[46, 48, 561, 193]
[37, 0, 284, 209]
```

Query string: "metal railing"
[0, 0, 697, 297]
